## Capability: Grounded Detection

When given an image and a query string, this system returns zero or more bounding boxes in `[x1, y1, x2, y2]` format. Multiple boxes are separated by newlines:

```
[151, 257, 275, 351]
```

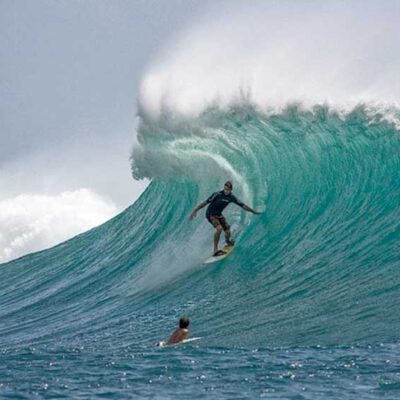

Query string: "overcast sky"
[0, 0, 217, 262]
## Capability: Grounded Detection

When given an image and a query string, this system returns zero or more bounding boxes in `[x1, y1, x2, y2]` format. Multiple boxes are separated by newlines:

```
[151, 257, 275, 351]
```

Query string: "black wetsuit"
[205, 190, 244, 228]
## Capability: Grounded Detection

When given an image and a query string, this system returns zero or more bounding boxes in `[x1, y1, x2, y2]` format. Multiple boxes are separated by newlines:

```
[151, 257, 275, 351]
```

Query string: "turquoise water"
[1, 105, 400, 398]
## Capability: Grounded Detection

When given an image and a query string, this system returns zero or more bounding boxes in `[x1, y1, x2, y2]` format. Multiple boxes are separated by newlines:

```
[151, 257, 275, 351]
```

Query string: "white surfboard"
[156, 337, 202, 348]
[204, 244, 234, 264]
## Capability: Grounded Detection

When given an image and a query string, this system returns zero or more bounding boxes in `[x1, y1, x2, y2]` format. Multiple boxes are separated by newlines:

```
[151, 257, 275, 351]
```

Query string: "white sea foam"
[138, 0, 400, 120]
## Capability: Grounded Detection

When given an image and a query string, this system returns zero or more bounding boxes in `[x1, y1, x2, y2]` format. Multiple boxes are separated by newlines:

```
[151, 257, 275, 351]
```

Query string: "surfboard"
[204, 244, 234, 264]
[156, 337, 201, 348]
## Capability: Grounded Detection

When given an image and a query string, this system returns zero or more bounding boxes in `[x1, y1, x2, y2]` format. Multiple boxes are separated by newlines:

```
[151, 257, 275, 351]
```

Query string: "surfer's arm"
[190, 201, 207, 219]
[241, 204, 261, 214]
[233, 196, 261, 215]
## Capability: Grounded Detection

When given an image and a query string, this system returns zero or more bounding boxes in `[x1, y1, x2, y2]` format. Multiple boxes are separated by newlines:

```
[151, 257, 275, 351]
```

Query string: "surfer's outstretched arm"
[232, 195, 261, 215]
[190, 201, 207, 219]
[241, 204, 262, 215]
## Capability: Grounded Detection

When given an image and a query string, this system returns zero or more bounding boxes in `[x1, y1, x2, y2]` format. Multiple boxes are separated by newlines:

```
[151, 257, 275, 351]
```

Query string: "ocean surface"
[1, 105, 400, 399]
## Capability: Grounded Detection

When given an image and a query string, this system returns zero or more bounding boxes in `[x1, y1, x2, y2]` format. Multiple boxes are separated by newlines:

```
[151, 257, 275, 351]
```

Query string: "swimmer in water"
[167, 316, 190, 345]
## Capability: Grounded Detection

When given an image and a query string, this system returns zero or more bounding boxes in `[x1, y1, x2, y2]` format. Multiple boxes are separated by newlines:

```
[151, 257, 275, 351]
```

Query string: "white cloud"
[0, 189, 118, 263]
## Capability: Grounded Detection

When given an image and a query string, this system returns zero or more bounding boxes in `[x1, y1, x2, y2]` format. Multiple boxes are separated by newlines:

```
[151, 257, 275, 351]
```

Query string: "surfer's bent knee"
[209, 216, 220, 227]
[215, 224, 223, 232]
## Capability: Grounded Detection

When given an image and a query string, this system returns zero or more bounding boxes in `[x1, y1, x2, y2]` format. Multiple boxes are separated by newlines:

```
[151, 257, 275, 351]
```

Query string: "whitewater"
[1, 1, 400, 398]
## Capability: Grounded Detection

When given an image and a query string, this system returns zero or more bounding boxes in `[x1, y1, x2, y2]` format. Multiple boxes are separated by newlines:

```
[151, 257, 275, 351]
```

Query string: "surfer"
[190, 181, 261, 256]
[167, 316, 190, 345]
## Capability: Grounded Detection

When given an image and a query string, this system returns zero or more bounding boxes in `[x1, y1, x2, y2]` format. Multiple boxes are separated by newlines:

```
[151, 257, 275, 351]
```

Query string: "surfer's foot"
[213, 250, 226, 257]
[226, 239, 235, 246]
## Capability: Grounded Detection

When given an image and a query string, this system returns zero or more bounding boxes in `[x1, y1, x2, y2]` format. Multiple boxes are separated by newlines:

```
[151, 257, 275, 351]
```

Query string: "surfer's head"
[224, 181, 233, 194]
[179, 316, 190, 329]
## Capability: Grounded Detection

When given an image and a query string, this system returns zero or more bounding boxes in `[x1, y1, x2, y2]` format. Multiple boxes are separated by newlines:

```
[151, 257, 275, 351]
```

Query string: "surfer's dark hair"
[224, 181, 233, 189]
[179, 316, 190, 328]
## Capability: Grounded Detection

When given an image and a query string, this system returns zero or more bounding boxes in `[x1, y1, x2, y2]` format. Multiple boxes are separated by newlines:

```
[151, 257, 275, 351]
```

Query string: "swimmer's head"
[179, 316, 190, 329]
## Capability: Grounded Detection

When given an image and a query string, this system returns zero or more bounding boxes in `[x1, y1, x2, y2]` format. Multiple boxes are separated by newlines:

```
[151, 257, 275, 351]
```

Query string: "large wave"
[3, 104, 398, 349]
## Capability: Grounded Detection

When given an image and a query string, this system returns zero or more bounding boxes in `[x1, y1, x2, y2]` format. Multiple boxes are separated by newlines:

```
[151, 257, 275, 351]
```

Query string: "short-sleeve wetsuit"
[205, 190, 244, 228]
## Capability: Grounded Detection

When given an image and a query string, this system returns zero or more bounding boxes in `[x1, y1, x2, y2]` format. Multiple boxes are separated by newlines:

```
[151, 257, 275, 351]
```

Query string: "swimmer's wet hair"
[179, 316, 190, 328]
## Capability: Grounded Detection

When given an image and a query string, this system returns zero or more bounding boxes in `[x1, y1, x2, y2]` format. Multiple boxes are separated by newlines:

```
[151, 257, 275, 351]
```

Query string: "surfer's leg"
[213, 224, 223, 254]
[219, 216, 232, 244]
[224, 224, 231, 243]
[209, 216, 223, 253]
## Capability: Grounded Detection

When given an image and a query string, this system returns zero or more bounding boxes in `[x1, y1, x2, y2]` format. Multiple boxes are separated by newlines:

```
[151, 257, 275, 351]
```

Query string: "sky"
[0, 0, 216, 263]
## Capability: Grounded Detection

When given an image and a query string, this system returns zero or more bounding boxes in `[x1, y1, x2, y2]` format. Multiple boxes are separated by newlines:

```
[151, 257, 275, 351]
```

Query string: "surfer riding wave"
[190, 181, 261, 256]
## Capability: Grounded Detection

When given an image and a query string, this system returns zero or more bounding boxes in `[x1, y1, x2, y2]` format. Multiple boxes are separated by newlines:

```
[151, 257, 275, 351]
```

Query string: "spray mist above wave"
[138, 0, 400, 119]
